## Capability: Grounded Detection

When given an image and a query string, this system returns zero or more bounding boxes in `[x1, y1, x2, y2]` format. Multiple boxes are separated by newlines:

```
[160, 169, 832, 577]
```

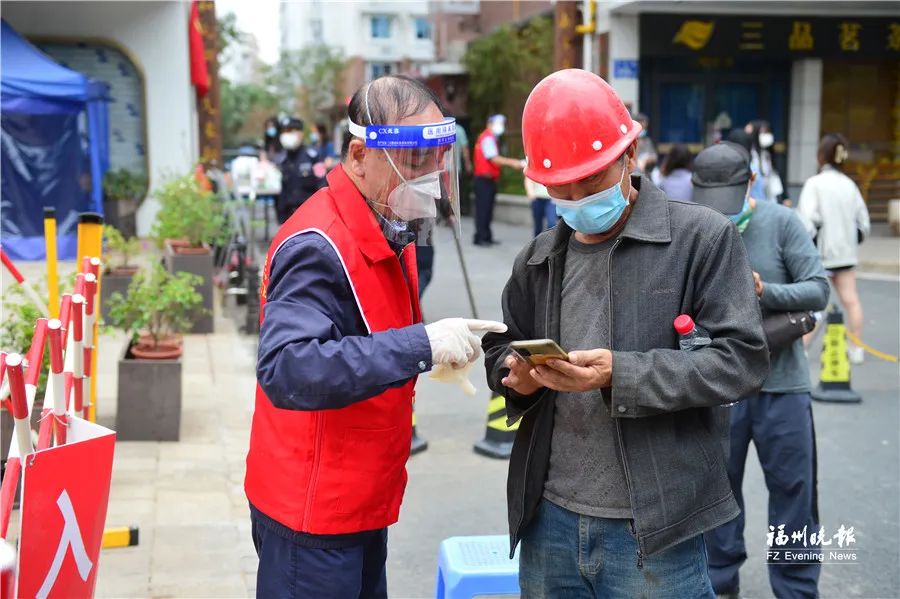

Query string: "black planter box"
[116, 342, 182, 441]
[99, 271, 135, 323]
[164, 244, 214, 334]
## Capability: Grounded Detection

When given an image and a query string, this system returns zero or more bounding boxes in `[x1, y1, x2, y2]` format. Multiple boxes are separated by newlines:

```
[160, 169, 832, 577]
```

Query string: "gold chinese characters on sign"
[789, 21, 814, 51]
[839, 22, 861, 52]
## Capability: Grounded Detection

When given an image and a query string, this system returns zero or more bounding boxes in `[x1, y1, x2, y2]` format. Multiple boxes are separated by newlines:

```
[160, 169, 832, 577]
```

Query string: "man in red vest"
[473, 114, 525, 246]
[245, 75, 506, 598]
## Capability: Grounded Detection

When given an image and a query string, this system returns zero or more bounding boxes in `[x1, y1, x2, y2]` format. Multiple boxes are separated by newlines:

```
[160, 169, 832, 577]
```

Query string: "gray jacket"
[483, 177, 770, 559]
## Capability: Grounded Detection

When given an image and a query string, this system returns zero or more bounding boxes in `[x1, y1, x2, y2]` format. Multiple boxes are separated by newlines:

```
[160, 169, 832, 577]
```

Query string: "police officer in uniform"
[275, 116, 326, 224]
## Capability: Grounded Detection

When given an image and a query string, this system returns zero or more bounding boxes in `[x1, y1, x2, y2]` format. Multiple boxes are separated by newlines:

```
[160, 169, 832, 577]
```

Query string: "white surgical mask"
[759, 132, 774, 148]
[280, 132, 301, 150]
[380, 154, 442, 220]
[490, 122, 505, 137]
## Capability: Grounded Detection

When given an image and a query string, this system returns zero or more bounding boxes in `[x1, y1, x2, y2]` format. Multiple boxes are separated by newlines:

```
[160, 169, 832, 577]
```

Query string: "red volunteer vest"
[473, 129, 502, 180]
[245, 166, 422, 534]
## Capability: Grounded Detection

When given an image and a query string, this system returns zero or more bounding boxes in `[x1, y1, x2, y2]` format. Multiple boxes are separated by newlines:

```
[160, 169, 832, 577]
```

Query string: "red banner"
[16, 418, 115, 598]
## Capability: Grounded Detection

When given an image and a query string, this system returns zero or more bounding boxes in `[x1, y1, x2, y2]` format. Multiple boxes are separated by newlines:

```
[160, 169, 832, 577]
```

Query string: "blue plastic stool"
[435, 535, 520, 598]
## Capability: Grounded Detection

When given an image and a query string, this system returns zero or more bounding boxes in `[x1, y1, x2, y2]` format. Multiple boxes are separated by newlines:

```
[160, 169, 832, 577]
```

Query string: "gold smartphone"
[509, 339, 569, 367]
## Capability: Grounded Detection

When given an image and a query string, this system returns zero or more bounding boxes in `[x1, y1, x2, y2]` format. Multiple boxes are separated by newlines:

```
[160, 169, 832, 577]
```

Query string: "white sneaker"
[848, 346, 865, 365]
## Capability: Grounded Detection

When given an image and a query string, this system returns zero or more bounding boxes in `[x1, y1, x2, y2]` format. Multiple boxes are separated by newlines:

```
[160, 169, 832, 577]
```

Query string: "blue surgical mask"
[729, 191, 753, 233]
[553, 166, 630, 234]
[266, 127, 277, 137]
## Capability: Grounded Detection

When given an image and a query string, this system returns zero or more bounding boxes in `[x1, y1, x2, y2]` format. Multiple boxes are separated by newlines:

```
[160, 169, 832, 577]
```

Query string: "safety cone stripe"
[486, 396, 520, 432]
[487, 414, 520, 432]
[488, 396, 506, 414]
[820, 323, 850, 384]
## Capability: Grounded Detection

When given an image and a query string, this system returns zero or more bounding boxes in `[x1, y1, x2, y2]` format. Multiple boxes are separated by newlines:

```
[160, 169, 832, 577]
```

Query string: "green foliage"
[220, 78, 278, 148]
[498, 167, 527, 196]
[106, 263, 204, 349]
[150, 174, 229, 248]
[216, 12, 246, 59]
[0, 277, 72, 397]
[462, 16, 554, 133]
[103, 225, 141, 270]
[271, 44, 346, 121]
[103, 168, 147, 202]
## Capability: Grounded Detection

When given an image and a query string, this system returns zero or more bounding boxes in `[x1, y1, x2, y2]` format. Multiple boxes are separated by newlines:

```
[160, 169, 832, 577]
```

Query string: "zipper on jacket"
[607, 238, 646, 562]
[513, 257, 555, 555]
[302, 413, 326, 529]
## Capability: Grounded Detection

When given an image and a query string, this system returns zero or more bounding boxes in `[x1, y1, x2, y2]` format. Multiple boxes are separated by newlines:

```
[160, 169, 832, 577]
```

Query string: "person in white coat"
[797, 133, 871, 363]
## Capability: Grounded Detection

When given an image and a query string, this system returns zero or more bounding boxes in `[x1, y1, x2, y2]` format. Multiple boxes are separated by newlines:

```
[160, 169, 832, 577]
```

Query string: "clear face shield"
[348, 117, 461, 246]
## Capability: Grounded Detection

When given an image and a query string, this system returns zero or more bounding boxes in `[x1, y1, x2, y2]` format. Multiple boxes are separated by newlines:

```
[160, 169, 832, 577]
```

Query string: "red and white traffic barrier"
[47, 319, 67, 446]
[68, 295, 85, 416]
[82, 274, 97, 420]
[0, 248, 48, 316]
[5, 354, 33, 460]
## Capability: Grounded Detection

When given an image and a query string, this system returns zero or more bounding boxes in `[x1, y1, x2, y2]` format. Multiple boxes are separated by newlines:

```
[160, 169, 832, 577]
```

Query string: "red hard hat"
[522, 69, 642, 187]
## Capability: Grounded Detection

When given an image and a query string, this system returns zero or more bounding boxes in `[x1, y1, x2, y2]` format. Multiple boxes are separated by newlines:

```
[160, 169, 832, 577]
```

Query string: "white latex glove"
[424, 318, 508, 367]
[429, 362, 477, 396]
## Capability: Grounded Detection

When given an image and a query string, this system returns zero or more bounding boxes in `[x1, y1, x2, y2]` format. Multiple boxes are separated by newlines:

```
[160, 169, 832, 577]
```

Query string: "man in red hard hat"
[482, 69, 770, 596]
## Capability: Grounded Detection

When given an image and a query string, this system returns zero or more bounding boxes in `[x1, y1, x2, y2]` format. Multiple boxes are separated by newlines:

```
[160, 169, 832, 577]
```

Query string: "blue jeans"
[531, 198, 557, 237]
[520, 499, 716, 598]
[705, 392, 820, 599]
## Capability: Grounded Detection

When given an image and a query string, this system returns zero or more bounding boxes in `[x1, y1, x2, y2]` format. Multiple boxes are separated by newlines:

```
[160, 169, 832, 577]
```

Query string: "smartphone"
[509, 339, 569, 367]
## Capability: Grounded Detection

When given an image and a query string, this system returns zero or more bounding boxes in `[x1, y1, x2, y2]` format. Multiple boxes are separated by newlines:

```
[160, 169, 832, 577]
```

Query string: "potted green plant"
[1, 281, 51, 462]
[151, 172, 229, 333]
[100, 225, 142, 322]
[106, 263, 204, 441]
[102, 169, 147, 238]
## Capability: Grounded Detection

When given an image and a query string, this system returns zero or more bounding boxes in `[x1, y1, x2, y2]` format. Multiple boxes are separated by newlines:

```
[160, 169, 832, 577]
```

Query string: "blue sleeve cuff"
[403, 323, 433, 374]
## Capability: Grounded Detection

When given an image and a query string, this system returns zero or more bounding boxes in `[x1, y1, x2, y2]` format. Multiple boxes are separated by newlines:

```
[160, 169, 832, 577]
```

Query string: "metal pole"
[450, 222, 479, 320]
[582, 0, 593, 72]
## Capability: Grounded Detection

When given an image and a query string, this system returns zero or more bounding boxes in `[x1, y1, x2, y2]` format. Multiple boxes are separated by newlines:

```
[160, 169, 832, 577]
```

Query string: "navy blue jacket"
[256, 232, 433, 412]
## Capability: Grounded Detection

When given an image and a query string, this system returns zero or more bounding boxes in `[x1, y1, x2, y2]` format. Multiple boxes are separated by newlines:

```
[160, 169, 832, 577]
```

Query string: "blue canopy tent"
[1, 19, 110, 260]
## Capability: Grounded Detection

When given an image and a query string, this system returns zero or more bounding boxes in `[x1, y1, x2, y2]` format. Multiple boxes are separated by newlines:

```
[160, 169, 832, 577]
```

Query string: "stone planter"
[116, 341, 182, 441]
[164, 243, 214, 334]
[99, 269, 137, 323]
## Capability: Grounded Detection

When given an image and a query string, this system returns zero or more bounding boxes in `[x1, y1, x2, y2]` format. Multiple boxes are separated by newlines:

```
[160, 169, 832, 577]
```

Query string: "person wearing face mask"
[472, 113, 525, 246]
[245, 75, 506, 599]
[262, 116, 281, 161]
[481, 69, 769, 597]
[745, 120, 784, 203]
[273, 116, 327, 224]
[310, 122, 339, 170]
[692, 142, 828, 599]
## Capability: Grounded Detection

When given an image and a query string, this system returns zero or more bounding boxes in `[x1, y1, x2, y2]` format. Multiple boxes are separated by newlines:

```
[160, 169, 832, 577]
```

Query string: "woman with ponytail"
[797, 133, 871, 363]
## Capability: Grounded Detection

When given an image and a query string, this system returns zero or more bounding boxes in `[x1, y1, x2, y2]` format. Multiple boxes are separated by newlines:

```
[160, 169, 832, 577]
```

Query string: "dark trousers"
[252, 515, 388, 599]
[705, 392, 820, 599]
[416, 245, 434, 299]
[473, 176, 497, 243]
[531, 197, 557, 237]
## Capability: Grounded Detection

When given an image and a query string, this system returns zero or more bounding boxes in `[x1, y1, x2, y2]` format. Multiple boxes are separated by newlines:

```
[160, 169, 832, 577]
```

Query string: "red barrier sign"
[16, 418, 115, 598]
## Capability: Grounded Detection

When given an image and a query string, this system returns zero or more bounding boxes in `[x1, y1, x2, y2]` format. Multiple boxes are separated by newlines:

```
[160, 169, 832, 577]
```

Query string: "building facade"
[281, 0, 438, 98]
[601, 0, 899, 215]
